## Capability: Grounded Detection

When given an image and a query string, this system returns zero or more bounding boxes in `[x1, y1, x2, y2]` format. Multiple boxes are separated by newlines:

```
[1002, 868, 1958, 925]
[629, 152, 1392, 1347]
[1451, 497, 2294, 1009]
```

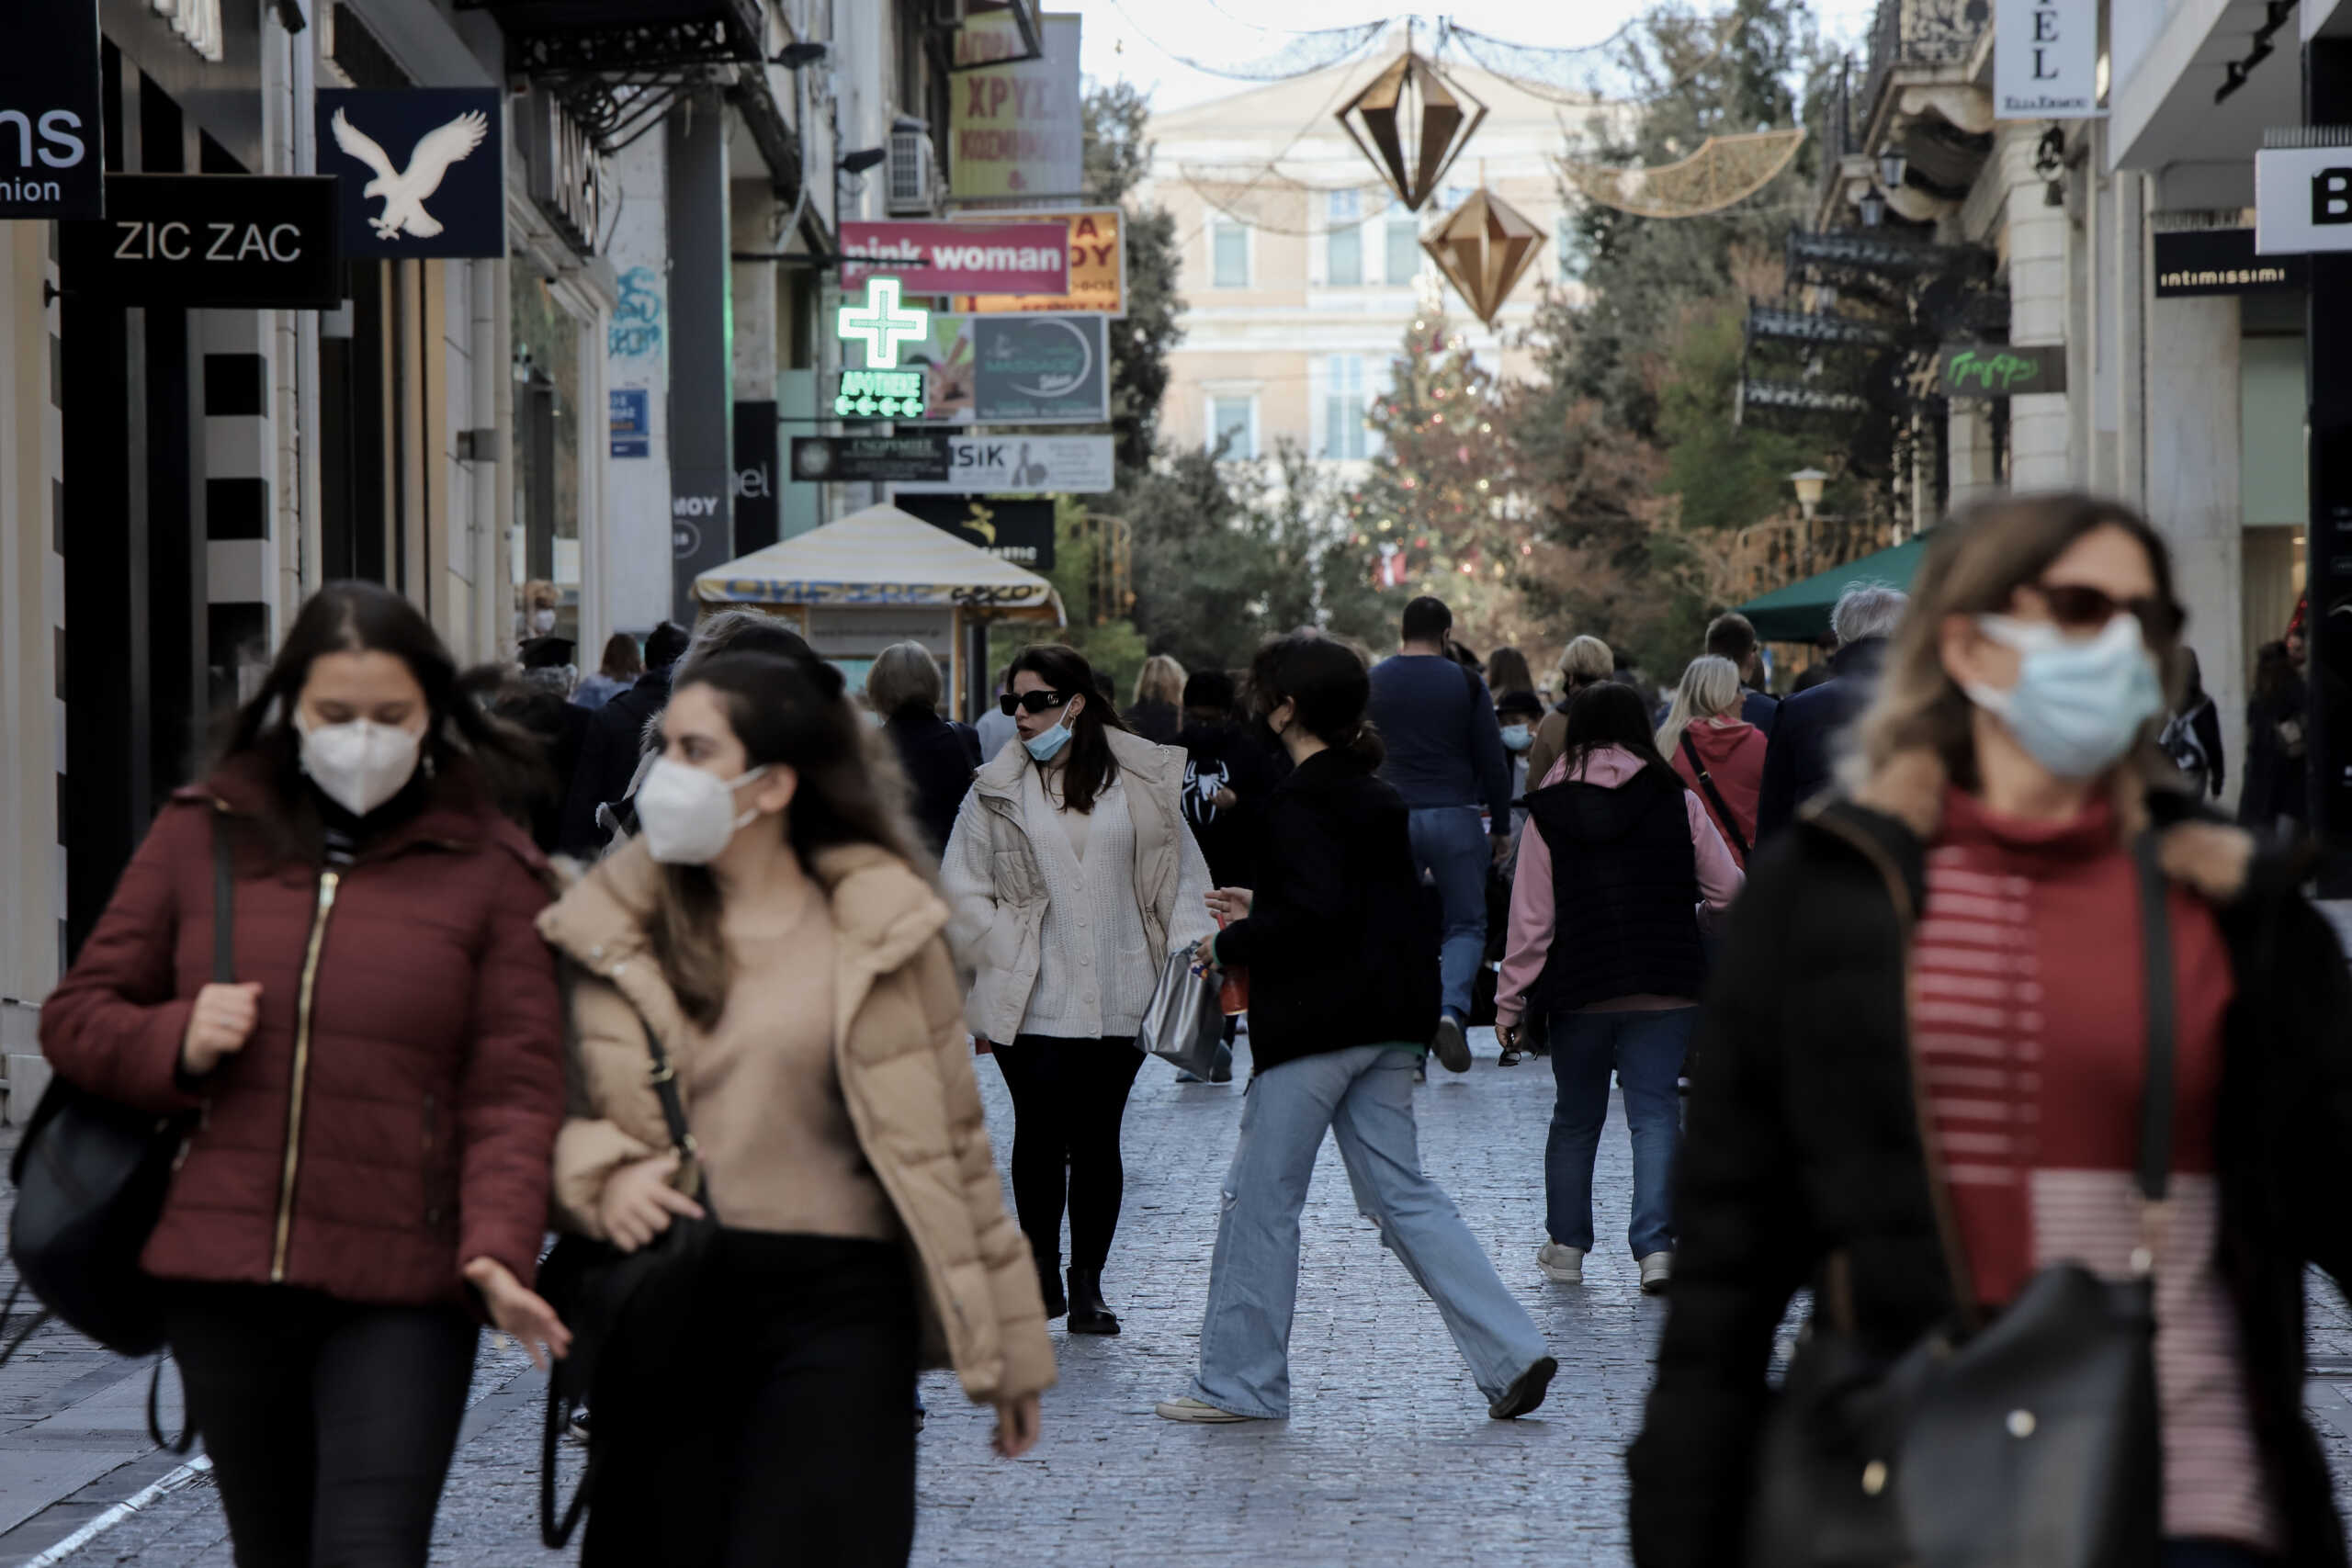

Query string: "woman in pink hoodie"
[1657, 655, 1767, 868]
[1496, 682, 1742, 1295]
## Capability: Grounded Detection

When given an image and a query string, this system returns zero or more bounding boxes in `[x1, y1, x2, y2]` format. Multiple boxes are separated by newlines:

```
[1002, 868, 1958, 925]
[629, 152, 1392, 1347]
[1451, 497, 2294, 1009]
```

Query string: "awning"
[693, 503, 1066, 623]
[1736, 532, 1929, 642]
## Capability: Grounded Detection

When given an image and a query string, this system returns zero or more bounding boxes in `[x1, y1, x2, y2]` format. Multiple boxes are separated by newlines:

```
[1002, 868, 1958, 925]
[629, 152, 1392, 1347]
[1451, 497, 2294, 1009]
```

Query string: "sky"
[1060, 0, 1888, 112]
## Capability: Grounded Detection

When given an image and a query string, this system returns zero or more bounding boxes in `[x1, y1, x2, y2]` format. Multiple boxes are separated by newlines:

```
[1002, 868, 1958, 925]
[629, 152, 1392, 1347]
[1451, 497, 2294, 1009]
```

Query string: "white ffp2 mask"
[297, 715, 425, 818]
[635, 760, 771, 864]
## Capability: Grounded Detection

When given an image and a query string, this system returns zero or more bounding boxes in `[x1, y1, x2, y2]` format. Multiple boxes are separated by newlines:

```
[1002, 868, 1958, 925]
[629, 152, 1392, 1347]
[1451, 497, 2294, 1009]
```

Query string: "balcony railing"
[1857, 0, 1990, 142]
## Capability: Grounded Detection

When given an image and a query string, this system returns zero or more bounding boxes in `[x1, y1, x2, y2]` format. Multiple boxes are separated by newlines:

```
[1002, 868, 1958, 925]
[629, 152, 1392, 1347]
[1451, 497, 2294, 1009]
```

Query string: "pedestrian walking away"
[1498, 681, 1742, 1296]
[942, 644, 1217, 1335]
[1365, 595, 1513, 1072]
[1657, 655, 1766, 868]
[1702, 612, 1781, 736]
[2239, 637, 2309, 833]
[540, 650, 1053, 1568]
[1125, 654, 1187, 744]
[1524, 634, 1616, 794]
[39, 581, 570, 1568]
[560, 619, 689, 857]
[868, 639, 984, 859]
[1631, 493, 2352, 1568]
[1175, 668, 1282, 1083]
[571, 630, 645, 712]
[1159, 632, 1555, 1426]
[975, 664, 1022, 762]
[1752, 582, 1906, 842]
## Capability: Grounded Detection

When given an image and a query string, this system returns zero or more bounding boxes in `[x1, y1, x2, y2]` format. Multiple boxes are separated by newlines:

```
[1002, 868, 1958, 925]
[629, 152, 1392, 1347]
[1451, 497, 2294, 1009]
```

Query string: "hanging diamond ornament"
[1421, 187, 1546, 327]
[1334, 48, 1488, 212]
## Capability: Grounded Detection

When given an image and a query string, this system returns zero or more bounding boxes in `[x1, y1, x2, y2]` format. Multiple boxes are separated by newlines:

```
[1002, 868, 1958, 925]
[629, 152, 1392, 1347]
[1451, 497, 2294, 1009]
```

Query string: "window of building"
[1324, 355, 1367, 460]
[1212, 217, 1250, 288]
[1209, 395, 1257, 460]
[1328, 188, 1363, 286]
[1385, 201, 1420, 285]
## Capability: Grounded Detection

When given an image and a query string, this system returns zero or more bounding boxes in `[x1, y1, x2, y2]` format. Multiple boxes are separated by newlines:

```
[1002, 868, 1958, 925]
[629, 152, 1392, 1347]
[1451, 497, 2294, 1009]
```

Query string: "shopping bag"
[1138, 950, 1224, 1080]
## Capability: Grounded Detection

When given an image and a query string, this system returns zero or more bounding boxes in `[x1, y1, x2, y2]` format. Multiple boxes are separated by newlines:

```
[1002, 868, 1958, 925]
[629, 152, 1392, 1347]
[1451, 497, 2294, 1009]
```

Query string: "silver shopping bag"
[1137, 951, 1223, 1079]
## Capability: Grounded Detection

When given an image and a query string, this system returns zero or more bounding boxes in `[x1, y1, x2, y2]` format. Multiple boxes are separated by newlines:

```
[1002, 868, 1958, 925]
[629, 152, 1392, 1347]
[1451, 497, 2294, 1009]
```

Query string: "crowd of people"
[29, 488, 2352, 1568]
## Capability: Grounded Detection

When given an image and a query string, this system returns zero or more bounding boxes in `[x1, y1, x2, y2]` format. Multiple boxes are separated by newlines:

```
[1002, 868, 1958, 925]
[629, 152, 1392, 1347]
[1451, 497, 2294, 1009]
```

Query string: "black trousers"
[583, 1232, 920, 1568]
[994, 1035, 1144, 1275]
[164, 1285, 479, 1568]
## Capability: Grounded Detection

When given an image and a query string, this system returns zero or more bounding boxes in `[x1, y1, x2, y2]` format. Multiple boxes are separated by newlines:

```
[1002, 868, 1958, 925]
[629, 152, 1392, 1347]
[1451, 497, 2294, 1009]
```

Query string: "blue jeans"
[1190, 1044, 1550, 1418]
[1544, 1007, 1693, 1258]
[1407, 807, 1489, 1022]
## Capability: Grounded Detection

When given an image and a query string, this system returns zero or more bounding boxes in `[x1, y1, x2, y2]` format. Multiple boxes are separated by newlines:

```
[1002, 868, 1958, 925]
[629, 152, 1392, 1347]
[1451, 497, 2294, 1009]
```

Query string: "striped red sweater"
[1913, 787, 2275, 1549]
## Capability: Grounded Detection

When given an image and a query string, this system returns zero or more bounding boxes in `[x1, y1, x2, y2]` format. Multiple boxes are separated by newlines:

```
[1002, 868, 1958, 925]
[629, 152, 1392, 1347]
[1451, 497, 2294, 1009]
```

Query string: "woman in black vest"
[1495, 682, 1742, 1295]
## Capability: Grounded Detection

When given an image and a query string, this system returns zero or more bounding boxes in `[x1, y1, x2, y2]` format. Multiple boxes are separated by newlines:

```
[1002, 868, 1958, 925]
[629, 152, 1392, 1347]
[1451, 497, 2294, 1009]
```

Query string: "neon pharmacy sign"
[835, 368, 926, 420]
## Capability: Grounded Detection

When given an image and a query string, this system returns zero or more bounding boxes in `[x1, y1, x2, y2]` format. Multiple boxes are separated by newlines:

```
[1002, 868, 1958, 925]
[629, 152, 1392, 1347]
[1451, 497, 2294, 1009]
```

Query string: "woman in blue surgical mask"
[1630, 494, 2352, 1568]
[940, 644, 1216, 1337]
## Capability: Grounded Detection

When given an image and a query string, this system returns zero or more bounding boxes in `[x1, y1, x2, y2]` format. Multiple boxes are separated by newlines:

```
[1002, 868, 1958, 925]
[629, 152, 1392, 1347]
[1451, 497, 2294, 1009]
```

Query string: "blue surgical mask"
[1023, 707, 1077, 762]
[1500, 724, 1533, 753]
[1964, 613, 2164, 780]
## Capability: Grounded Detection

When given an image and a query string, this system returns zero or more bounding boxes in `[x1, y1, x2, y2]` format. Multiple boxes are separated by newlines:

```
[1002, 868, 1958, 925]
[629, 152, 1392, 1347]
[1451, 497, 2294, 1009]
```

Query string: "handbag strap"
[1679, 732, 1751, 861]
[2132, 831, 2177, 1207]
[211, 813, 235, 984]
[639, 1014, 696, 1168]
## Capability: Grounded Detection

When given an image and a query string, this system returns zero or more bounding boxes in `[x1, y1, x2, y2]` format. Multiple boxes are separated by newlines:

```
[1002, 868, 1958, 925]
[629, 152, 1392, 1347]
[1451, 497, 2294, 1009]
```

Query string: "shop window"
[1209, 396, 1257, 461]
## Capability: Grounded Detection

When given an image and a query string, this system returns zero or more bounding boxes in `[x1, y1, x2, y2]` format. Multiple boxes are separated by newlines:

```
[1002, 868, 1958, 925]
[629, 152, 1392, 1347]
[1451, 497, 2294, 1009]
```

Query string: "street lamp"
[1878, 148, 1908, 191]
[1789, 467, 1829, 522]
[1857, 186, 1886, 228]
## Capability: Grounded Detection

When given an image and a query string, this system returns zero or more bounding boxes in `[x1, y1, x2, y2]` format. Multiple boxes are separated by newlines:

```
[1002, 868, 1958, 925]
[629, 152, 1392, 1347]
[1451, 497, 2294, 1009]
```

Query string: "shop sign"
[950, 208, 1126, 317]
[851, 311, 1110, 425]
[316, 89, 506, 259]
[835, 368, 928, 420]
[949, 12, 1082, 199]
[610, 388, 650, 458]
[2153, 228, 2306, 296]
[842, 219, 1069, 295]
[2, 0, 103, 220]
[895, 434, 1115, 495]
[896, 494, 1057, 571]
[1995, 0, 2100, 119]
[2256, 143, 2352, 254]
[523, 88, 602, 258]
[790, 435, 954, 483]
[1936, 344, 2068, 399]
[733, 401, 780, 554]
[64, 175, 341, 308]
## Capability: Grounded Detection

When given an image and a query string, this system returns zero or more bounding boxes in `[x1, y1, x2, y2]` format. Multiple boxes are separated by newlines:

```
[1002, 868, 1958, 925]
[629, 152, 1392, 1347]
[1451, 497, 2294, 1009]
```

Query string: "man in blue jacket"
[1366, 596, 1512, 1074]
[1753, 583, 1907, 843]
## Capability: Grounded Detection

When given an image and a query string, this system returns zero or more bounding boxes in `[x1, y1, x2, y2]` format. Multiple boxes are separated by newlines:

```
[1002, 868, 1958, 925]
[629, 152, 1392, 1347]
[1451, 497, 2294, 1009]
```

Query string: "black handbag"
[1, 817, 232, 1452]
[537, 989, 718, 1548]
[1747, 833, 2177, 1568]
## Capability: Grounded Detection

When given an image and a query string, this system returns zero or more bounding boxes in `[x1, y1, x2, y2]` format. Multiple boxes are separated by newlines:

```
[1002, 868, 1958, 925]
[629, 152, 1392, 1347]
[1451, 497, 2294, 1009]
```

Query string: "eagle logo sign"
[330, 108, 489, 241]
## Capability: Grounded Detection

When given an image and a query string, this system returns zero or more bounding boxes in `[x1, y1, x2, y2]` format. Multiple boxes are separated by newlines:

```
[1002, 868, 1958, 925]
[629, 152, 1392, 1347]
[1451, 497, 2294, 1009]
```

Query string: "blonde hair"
[865, 640, 944, 717]
[1558, 635, 1612, 688]
[1849, 493, 2181, 795]
[1657, 655, 1743, 757]
[1134, 653, 1187, 707]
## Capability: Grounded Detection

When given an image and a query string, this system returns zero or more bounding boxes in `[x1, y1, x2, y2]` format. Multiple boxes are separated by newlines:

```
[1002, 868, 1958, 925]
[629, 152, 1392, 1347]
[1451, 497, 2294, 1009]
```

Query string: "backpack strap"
[1678, 732, 1752, 861]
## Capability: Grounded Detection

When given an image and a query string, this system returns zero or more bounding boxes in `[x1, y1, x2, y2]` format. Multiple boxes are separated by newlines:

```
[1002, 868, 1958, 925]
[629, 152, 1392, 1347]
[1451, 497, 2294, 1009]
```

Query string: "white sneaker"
[1638, 1251, 1673, 1294]
[1155, 1396, 1261, 1424]
[1537, 1243, 1585, 1284]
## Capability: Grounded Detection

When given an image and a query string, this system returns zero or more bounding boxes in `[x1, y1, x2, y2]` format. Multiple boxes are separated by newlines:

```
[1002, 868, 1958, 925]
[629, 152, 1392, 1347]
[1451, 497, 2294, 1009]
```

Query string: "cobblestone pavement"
[17, 1032, 2352, 1565]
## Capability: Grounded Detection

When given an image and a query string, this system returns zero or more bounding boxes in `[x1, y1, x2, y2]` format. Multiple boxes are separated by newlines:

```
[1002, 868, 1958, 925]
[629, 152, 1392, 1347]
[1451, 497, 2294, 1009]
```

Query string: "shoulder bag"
[537, 985, 720, 1548]
[1747, 833, 2176, 1568]
[1678, 732, 1752, 863]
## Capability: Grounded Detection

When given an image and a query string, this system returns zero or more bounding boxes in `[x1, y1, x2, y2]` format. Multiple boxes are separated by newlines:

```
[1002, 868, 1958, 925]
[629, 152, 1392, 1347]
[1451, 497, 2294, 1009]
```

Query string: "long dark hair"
[1559, 681, 1685, 791]
[1248, 632, 1383, 768]
[649, 651, 925, 1030]
[214, 581, 547, 855]
[1007, 644, 1130, 814]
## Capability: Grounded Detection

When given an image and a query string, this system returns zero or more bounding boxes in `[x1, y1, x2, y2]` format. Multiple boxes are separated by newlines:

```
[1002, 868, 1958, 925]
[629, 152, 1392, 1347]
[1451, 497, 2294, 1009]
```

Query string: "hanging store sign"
[951, 208, 1125, 316]
[2153, 228, 2306, 295]
[847, 311, 1110, 425]
[2256, 143, 2352, 254]
[316, 89, 506, 259]
[1995, 0, 2101, 119]
[895, 434, 1115, 494]
[522, 87, 602, 257]
[63, 175, 341, 308]
[791, 435, 954, 483]
[842, 220, 1070, 294]
[835, 369, 929, 420]
[949, 11, 1082, 199]
[733, 401, 780, 555]
[1936, 344, 2068, 399]
[897, 494, 1057, 571]
[2, 0, 103, 220]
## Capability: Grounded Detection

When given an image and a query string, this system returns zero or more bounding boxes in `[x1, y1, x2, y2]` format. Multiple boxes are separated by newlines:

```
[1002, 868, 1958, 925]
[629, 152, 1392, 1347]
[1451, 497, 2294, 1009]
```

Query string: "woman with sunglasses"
[944, 645, 1217, 1336]
[1630, 494, 2352, 1568]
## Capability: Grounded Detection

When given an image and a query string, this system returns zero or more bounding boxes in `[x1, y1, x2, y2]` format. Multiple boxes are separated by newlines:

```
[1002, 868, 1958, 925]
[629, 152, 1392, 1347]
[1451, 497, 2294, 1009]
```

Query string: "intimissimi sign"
[0, 0, 103, 220]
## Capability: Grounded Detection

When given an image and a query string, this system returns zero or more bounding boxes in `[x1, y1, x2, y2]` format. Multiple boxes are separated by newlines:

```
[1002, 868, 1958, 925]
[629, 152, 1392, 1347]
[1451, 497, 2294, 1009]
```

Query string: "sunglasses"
[999, 689, 1073, 716]
[2022, 581, 2185, 643]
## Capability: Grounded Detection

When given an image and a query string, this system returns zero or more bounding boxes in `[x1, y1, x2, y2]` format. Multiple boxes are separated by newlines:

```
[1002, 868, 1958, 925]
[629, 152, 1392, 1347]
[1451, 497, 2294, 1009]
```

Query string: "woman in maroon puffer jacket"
[40, 581, 568, 1568]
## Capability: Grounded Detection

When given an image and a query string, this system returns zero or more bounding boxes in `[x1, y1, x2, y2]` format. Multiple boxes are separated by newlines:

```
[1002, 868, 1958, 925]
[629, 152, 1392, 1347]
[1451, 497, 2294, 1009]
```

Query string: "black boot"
[1066, 1268, 1119, 1336]
[1035, 1248, 1067, 1320]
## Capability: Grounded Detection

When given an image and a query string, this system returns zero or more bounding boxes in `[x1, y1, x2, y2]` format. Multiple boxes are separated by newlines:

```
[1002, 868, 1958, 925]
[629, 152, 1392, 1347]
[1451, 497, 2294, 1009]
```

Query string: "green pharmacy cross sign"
[839, 276, 929, 368]
[835, 367, 926, 420]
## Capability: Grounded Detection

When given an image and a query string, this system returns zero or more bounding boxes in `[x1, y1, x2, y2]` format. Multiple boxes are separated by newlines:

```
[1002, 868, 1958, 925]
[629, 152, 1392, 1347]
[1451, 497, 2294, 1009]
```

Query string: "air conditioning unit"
[887, 119, 934, 215]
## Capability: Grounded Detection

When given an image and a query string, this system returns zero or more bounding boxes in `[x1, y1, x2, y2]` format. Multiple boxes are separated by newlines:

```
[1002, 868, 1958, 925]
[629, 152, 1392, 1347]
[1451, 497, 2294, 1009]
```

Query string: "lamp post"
[1788, 467, 1828, 522]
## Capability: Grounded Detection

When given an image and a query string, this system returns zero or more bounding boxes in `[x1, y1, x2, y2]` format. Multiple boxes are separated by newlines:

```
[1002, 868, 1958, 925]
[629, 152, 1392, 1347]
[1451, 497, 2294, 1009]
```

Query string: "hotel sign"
[1, 0, 103, 220]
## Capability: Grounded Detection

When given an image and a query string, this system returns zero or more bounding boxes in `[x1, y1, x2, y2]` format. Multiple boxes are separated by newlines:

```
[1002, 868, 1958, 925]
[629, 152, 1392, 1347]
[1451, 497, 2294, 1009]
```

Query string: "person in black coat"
[558, 620, 688, 856]
[1125, 655, 1186, 744]
[1154, 633, 1556, 1427]
[2239, 638, 2310, 831]
[1751, 585, 1907, 842]
[868, 640, 982, 858]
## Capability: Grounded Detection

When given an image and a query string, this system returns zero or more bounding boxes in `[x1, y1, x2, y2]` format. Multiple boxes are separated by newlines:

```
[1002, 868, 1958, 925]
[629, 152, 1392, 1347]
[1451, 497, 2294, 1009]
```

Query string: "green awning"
[1736, 532, 1930, 642]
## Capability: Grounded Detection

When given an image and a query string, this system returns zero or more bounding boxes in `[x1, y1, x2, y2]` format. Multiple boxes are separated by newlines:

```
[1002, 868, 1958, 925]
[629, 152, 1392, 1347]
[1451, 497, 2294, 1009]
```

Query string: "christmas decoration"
[1559, 128, 1806, 220]
[1421, 187, 1547, 327]
[1334, 47, 1487, 212]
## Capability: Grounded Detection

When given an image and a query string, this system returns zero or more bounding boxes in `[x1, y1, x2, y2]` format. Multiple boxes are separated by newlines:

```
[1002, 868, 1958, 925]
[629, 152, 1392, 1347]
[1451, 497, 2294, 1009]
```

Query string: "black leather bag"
[537, 991, 718, 1548]
[1747, 834, 2176, 1568]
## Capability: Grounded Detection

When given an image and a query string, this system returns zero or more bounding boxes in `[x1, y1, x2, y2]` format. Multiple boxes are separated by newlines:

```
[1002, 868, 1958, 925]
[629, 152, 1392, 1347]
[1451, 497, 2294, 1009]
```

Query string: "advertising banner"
[951, 209, 1126, 316]
[950, 12, 1082, 199]
[849, 313, 1111, 425]
[897, 494, 1057, 571]
[2, 0, 102, 220]
[842, 219, 1071, 294]
[315, 89, 506, 259]
[734, 401, 779, 555]
[63, 176, 341, 308]
[609, 389, 650, 457]
[1995, 0, 2101, 119]
[791, 435, 955, 483]
[895, 434, 1115, 494]
[2257, 144, 2352, 254]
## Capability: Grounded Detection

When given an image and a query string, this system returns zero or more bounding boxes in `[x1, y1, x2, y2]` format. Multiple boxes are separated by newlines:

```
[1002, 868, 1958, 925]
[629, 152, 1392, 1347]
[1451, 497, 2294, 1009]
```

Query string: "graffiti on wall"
[609, 265, 665, 359]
